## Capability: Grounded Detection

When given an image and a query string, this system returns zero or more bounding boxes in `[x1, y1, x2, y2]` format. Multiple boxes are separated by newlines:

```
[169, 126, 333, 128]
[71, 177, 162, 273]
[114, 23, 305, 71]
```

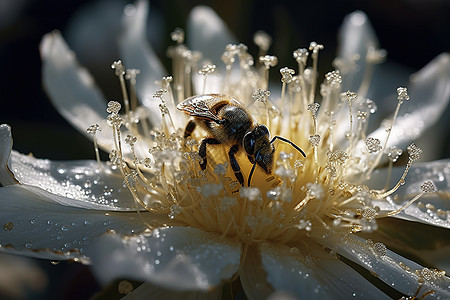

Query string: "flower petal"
[239, 246, 275, 299]
[259, 242, 389, 299]
[122, 282, 222, 300]
[368, 53, 450, 151]
[88, 226, 241, 291]
[119, 0, 167, 128]
[370, 159, 450, 228]
[0, 124, 18, 186]
[320, 234, 450, 298]
[187, 6, 236, 67]
[0, 184, 147, 261]
[40, 30, 111, 144]
[259, 243, 329, 299]
[8, 150, 139, 210]
[337, 11, 378, 92]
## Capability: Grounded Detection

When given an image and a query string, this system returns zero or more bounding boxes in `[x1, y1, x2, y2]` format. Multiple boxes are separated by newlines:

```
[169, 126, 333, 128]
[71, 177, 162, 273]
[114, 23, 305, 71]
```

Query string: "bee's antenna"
[270, 136, 306, 157]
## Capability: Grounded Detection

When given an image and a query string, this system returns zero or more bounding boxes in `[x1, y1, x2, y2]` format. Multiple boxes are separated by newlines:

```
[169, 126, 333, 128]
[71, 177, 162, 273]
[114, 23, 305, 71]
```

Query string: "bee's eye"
[259, 125, 270, 136]
[243, 132, 255, 155]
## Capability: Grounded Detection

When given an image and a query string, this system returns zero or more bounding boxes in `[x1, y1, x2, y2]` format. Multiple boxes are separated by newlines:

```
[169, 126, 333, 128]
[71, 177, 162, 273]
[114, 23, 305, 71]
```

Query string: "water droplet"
[3, 222, 13, 231]
[61, 225, 69, 231]
[30, 219, 37, 224]
[50, 260, 60, 265]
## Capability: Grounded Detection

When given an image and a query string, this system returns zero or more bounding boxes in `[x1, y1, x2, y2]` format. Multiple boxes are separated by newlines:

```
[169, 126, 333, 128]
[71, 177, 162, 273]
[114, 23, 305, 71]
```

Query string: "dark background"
[0, 0, 449, 299]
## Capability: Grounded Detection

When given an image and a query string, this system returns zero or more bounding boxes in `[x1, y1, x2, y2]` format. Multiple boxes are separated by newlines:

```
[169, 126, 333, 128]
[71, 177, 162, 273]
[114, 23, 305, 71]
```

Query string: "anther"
[407, 143, 422, 161]
[366, 137, 382, 153]
[86, 124, 102, 171]
[254, 31, 272, 54]
[170, 28, 185, 44]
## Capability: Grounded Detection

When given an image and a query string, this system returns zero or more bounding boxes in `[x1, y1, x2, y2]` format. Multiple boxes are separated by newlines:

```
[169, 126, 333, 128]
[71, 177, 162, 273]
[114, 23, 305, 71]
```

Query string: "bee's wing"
[176, 94, 225, 122]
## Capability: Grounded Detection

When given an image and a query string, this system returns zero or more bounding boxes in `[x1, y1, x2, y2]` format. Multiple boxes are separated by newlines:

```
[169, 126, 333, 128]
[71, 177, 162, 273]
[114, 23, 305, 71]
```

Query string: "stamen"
[253, 31, 272, 60]
[198, 64, 216, 94]
[366, 87, 410, 178]
[252, 88, 271, 127]
[111, 61, 131, 120]
[86, 124, 102, 171]
[308, 42, 324, 104]
[153, 89, 175, 134]
[308, 103, 321, 163]
[293, 48, 309, 76]
[259, 55, 278, 90]
[357, 47, 386, 99]
[383, 146, 403, 190]
[379, 180, 436, 217]
[279, 67, 295, 117]
[125, 68, 141, 111]
[344, 91, 357, 151]
[372, 143, 422, 199]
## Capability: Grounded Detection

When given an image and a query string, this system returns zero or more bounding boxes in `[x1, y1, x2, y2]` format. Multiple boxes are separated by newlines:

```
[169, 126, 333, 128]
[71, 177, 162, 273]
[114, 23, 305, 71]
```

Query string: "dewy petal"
[259, 243, 329, 299]
[370, 159, 450, 228]
[119, 0, 168, 128]
[187, 6, 236, 67]
[122, 281, 222, 300]
[40, 31, 113, 147]
[337, 11, 378, 92]
[259, 242, 389, 299]
[0, 184, 147, 261]
[88, 226, 241, 290]
[0, 124, 18, 186]
[320, 235, 450, 298]
[9, 150, 139, 211]
[239, 246, 275, 300]
[0, 124, 139, 210]
[368, 53, 450, 151]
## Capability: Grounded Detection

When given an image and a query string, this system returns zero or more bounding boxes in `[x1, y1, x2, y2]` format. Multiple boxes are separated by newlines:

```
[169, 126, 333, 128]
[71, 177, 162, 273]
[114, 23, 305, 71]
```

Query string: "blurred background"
[0, 0, 449, 299]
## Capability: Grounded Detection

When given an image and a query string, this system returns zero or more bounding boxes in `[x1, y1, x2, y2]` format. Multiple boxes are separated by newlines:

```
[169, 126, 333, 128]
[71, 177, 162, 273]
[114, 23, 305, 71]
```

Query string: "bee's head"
[244, 125, 274, 174]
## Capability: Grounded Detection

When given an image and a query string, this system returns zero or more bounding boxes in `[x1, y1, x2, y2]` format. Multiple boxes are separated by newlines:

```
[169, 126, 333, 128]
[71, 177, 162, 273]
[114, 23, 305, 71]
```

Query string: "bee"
[177, 94, 306, 186]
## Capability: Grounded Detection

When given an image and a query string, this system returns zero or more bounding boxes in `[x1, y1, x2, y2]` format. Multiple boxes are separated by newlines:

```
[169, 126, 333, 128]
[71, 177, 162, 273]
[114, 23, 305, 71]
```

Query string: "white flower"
[1, 2, 450, 299]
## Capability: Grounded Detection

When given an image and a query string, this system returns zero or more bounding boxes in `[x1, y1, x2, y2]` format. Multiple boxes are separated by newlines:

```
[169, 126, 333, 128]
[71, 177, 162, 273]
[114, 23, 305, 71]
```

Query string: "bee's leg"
[199, 138, 221, 170]
[184, 120, 196, 138]
[229, 144, 244, 186]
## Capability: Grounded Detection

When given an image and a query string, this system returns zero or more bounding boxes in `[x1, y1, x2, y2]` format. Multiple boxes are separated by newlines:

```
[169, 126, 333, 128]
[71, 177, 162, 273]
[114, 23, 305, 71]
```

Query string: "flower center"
[88, 30, 431, 246]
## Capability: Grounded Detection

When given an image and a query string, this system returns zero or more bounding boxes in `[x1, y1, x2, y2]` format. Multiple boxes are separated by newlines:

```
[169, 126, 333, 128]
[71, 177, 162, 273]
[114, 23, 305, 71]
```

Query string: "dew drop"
[3, 222, 13, 231]
[50, 260, 60, 265]
[61, 225, 69, 231]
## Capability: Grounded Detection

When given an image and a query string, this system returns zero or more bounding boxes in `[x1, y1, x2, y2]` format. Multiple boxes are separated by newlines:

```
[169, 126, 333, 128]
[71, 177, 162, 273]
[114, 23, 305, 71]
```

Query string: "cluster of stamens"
[84, 28, 440, 253]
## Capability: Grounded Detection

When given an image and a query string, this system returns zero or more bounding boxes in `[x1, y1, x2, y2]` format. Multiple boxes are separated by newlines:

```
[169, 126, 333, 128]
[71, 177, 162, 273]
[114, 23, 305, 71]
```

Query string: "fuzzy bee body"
[177, 94, 306, 186]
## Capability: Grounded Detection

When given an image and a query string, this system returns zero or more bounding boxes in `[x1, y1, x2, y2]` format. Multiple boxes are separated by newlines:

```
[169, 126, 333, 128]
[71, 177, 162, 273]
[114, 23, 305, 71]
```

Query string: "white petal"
[259, 243, 330, 299]
[319, 234, 450, 298]
[368, 53, 450, 151]
[239, 246, 274, 300]
[0, 124, 18, 186]
[88, 227, 241, 290]
[8, 150, 139, 210]
[119, 0, 167, 128]
[0, 184, 146, 261]
[369, 159, 450, 228]
[337, 11, 378, 92]
[122, 282, 222, 300]
[39, 31, 111, 145]
[310, 245, 390, 299]
[187, 6, 236, 67]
